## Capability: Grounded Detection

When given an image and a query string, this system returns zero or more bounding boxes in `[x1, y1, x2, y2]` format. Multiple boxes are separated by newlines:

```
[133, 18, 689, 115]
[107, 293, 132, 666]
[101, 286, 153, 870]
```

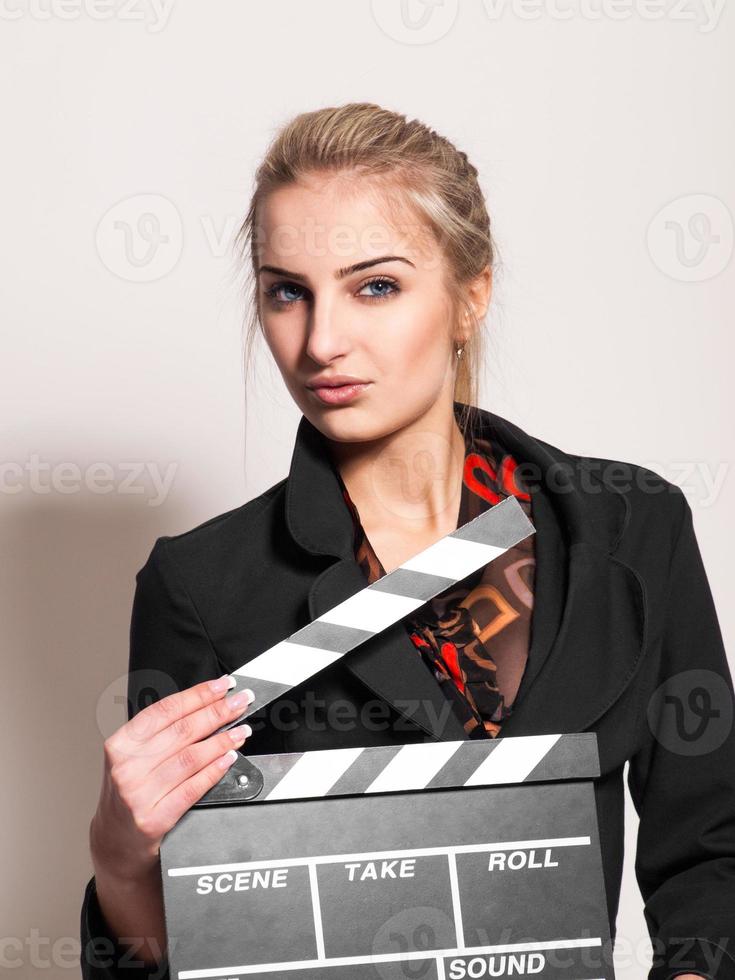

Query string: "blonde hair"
[234, 102, 497, 436]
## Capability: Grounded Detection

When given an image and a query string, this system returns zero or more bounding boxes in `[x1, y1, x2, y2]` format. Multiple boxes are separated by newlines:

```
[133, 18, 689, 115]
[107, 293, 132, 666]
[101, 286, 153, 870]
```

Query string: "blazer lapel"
[284, 403, 648, 741]
[480, 409, 648, 738]
[284, 411, 467, 740]
[306, 556, 469, 740]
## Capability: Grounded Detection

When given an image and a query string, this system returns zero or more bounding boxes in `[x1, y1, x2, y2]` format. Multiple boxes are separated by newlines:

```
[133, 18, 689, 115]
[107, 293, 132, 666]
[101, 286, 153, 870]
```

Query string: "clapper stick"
[217, 494, 534, 734]
[193, 494, 534, 806]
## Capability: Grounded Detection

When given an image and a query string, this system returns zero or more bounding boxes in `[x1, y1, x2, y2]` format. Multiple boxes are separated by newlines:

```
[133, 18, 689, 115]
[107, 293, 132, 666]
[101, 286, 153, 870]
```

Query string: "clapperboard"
[160, 496, 615, 980]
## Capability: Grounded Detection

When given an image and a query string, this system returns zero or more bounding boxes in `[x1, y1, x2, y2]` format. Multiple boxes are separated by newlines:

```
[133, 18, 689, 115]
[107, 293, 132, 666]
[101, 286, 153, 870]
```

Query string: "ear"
[455, 266, 493, 345]
[467, 265, 493, 321]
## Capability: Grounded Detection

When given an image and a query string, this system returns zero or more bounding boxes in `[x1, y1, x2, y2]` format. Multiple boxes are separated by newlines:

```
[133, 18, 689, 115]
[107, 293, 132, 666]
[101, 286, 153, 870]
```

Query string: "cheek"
[388, 298, 452, 371]
[261, 317, 303, 370]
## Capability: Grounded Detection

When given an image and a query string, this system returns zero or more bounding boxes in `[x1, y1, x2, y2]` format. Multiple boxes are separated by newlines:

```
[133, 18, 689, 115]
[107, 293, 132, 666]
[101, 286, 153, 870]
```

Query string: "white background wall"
[1, 2, 733, 976]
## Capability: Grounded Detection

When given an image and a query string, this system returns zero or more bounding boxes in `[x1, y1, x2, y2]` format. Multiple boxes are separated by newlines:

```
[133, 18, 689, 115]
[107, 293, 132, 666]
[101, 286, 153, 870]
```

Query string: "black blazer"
[81, 402, 735, 980]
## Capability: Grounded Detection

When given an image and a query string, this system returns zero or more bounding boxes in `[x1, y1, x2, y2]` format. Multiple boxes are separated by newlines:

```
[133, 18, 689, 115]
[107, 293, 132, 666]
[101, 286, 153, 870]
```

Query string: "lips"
[308, 382, 372, 406]
[306, 376, 369, 388]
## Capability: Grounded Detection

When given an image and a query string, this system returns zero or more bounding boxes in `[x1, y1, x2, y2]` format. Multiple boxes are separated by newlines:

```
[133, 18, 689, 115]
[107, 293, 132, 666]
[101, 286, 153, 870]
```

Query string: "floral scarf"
[335, 428, 535, 739]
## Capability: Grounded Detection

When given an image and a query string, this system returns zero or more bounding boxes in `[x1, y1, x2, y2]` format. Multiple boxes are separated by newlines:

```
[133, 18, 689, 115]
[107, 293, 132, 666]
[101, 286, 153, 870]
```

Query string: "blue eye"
[263, 275, 400, 309]
[264, 282, 305, 306]
[359, 276, 399, 300]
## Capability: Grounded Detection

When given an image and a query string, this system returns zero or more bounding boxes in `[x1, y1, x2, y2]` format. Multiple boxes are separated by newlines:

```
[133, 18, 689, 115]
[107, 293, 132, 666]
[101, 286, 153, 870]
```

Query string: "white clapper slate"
[159, 495, 616, 980]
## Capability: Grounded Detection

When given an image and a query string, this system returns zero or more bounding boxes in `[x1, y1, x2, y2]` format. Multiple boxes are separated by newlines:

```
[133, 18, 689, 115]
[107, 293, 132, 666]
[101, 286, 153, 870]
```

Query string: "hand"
[89, 675, 254, 882]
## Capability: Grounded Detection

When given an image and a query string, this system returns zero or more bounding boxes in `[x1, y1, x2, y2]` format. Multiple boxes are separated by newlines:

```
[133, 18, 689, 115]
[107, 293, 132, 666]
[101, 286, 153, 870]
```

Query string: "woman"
[81, 103, 735, 980]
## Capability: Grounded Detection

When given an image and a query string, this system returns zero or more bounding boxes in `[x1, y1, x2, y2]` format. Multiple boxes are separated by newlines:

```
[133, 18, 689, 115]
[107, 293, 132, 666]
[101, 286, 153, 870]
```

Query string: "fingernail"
[226, 689, 254, 710]
[218, 749, 238, 769]
[209, 674, 236, 693]
[229, 724, 252, 743]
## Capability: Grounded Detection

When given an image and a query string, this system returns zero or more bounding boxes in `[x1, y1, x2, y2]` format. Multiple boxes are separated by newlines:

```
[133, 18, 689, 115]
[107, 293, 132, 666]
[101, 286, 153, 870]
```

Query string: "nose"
[304, 295, 351, 364]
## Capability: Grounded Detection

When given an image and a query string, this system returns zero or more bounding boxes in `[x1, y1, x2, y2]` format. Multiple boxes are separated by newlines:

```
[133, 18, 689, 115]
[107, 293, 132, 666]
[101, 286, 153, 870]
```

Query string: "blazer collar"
[284, 402, 647, 742]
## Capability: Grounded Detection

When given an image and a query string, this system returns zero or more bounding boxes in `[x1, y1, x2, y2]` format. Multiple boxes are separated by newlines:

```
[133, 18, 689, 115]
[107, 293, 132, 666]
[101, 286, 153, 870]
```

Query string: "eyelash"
[263, 275, 400, 308]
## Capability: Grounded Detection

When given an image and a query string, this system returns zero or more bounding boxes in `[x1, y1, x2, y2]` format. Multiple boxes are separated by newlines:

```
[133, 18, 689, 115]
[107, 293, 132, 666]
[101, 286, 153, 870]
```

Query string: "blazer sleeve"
[80, 536, 223, 980]
[626, 490, 735, 980]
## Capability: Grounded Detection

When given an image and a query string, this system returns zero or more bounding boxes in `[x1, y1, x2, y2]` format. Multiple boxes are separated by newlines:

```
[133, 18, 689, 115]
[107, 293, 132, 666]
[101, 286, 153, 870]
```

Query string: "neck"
[326, 399, 468, 535]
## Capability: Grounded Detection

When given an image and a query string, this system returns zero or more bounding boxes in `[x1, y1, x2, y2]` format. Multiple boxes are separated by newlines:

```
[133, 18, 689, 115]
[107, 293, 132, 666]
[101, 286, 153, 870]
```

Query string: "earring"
[455, 344, 465, 360]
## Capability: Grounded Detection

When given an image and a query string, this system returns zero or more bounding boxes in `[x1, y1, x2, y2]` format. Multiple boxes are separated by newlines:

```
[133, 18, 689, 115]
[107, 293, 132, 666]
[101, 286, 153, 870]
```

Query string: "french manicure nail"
[209, 674, 236, 693]
[229, 724, 252, 743]
[226, 689, 254, 710]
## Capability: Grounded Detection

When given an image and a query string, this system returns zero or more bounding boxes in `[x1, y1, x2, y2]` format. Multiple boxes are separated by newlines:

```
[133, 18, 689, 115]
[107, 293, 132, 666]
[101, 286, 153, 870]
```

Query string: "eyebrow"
[257, 255, 416, 283]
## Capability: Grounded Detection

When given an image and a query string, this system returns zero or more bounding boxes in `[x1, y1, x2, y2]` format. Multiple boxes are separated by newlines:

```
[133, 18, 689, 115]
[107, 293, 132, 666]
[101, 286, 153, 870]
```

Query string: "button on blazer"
[80, 402, 735, 980]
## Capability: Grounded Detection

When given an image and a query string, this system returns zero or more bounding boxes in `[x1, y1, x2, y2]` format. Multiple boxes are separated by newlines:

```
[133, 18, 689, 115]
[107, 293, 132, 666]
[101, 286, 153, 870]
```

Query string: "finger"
[146, 685, 255, 763]
[147, 718, 253, 806]
[109, 675, 239, 762]
[152, 731, 252, 826]
[105, 721, 252, 833]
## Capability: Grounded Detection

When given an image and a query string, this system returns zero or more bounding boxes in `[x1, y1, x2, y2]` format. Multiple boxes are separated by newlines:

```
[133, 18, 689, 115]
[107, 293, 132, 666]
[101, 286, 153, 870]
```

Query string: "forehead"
[256, 174, 439, 269]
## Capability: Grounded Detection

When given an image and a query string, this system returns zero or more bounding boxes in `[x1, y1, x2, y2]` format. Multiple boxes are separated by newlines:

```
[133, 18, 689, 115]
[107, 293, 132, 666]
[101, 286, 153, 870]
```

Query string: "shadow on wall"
[0, 488, 193, 976]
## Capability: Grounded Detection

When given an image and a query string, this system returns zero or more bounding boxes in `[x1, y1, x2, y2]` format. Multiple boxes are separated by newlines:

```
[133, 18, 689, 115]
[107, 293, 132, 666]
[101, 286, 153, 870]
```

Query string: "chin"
[310, 414, 380, 444]
[302, 405, 394, 446]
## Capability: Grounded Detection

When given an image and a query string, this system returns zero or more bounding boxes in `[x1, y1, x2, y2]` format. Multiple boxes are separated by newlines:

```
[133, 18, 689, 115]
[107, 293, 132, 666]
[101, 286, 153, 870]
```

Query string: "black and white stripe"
[224, 494, 534, 723]
[215, 732, 599, 805]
